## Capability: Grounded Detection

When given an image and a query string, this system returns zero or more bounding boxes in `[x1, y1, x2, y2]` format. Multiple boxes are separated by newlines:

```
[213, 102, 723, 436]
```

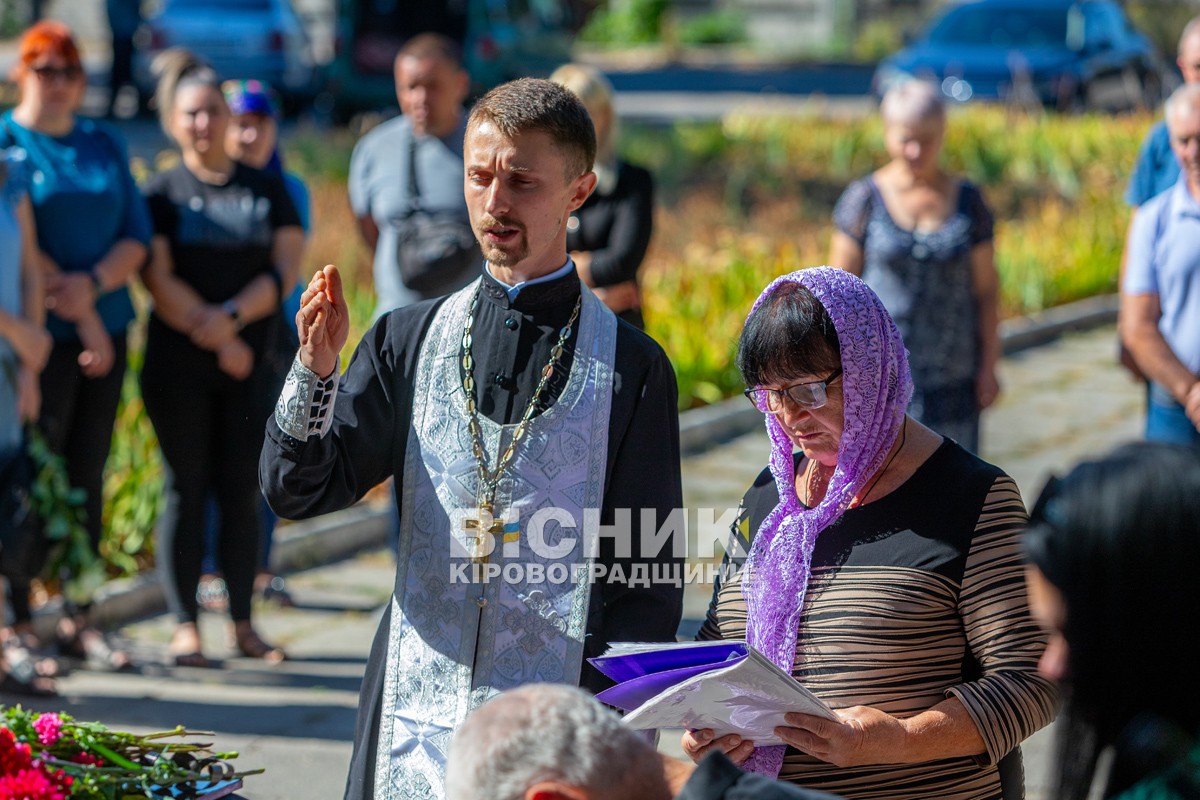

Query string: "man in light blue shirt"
[1118, 17, 1200, 381]
[1121, 83, 1200, 446]
[348, 33, 475, 319]
[1126, 19, 1200, 207]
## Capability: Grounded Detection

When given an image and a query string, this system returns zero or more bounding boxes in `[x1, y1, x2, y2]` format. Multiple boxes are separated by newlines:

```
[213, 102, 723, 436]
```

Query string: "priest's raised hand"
[297, 264, 349, 379]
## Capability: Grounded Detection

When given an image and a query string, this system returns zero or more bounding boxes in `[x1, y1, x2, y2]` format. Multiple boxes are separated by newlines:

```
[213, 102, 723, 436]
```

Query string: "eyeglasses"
[744, 367, 843, 413]
[31, 65, 83, 83]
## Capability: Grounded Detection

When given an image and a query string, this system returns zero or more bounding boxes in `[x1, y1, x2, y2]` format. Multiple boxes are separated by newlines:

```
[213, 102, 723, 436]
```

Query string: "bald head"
[1179, 15, 1200, 84]
[445, 684, 670, 800]
[1165, 82, 1200, 132]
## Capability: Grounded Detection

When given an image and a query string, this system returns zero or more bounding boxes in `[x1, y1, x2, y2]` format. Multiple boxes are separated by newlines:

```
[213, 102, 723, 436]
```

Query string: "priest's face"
[464, 119, 596, 281]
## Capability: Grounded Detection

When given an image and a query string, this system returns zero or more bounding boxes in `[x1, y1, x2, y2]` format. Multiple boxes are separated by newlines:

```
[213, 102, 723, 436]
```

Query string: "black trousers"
[141, 331, 269, 625]
[10, 334, 129, 627]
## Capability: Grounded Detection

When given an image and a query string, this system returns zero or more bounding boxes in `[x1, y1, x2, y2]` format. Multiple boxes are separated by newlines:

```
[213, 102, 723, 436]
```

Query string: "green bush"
[676, 10, 747, 46]
[578, 0, 669, 44]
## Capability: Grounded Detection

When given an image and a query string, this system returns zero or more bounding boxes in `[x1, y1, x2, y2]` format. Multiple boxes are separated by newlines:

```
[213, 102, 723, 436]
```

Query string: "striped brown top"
[698, 440, 1058, 800]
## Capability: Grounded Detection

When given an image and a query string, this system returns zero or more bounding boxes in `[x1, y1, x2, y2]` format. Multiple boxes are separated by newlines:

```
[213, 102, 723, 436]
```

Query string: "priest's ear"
[525, 781, 590, 800]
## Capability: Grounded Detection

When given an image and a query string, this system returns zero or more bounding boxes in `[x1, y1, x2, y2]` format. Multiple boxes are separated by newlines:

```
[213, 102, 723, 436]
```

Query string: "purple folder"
[589, 641, 750, 710]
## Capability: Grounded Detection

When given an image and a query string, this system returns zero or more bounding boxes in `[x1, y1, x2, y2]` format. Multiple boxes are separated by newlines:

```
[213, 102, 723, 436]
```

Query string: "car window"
[1081, 3, 1122, 47]
[927, 5, 1070, 47]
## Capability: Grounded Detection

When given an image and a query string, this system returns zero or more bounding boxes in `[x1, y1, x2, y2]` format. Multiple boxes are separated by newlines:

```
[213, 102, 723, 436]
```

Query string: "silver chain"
[460, 286, 582, 508]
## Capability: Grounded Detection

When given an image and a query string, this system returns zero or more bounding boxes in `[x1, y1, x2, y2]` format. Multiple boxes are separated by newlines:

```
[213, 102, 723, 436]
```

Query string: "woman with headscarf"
[1024, 441, 1200, 800]
[682, 267, 1057, 800]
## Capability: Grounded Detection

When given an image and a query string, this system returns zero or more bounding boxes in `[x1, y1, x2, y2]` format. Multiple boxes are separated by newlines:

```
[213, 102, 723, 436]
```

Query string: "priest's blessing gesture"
[260, 78, 684, 800]
[297, 265, 348, 379]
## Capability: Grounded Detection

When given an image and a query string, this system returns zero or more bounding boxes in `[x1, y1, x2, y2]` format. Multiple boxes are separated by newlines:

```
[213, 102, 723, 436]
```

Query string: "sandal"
[169, 624, 216, 669]
[60, 626, 133, 672]
[234, 630, 286, 664]
[1, 631, 62, 679]
[172, 651, 217, 669]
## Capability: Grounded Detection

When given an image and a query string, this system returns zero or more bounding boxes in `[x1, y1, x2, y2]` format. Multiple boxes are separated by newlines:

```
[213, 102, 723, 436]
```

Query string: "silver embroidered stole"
[373, 281, 617, 799]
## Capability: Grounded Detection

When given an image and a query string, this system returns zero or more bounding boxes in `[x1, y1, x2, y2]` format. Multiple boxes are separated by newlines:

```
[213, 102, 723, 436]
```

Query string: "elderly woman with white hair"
[829, 78, 1001, 453]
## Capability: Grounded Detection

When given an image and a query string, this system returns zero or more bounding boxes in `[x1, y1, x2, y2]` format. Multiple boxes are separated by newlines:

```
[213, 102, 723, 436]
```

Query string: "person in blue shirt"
[1120, 83, 1200, 447]
[0, 21, 152, 671]
[0, 147, 56, 697]
[1119, 18, 1200, 380]
[1126, 18, 1200, 208]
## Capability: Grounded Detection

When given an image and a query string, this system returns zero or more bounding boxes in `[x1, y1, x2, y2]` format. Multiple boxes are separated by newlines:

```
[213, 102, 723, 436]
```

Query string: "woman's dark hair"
[1024, 441, 1200, 800]
[736, 281, 841, 388]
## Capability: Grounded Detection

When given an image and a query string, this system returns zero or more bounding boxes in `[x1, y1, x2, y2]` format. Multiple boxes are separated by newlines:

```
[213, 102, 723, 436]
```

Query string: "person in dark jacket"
[551, 63, 655, 330]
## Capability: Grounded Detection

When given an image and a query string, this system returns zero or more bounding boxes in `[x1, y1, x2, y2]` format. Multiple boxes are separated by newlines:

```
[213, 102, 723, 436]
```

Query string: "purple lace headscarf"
[741, 267, 912, 778]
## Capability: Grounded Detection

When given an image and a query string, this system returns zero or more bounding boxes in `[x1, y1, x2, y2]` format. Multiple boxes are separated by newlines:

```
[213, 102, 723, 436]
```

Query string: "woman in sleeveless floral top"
[829, 79, 1001, 453]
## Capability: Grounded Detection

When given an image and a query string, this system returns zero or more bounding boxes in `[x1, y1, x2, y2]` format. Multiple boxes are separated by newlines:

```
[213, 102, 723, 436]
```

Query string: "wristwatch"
[221, 299, 244, 331]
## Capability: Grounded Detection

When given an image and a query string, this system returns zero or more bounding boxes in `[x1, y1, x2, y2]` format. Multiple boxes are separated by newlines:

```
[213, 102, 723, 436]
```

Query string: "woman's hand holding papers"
[680, 729, 756, 766]
[774, 708, 905, 768]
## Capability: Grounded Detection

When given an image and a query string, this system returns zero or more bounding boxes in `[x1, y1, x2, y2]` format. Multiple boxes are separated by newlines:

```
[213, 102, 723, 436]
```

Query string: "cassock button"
[494, 373, 506, 386]
[505, 317, 518, 330]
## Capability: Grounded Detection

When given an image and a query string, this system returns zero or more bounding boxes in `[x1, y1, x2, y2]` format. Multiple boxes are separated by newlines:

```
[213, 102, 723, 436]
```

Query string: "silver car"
[133, 0, 316, 109]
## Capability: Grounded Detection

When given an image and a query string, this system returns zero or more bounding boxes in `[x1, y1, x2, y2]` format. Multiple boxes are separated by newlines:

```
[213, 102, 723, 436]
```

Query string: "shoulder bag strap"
[407, 130, 422, 213]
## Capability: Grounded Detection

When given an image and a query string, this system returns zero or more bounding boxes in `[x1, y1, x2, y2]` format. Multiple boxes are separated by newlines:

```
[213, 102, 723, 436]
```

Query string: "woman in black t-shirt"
[139, 51, 303, 668]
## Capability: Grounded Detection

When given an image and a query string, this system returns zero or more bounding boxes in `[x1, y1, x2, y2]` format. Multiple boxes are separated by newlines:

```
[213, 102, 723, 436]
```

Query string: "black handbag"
[393, 134, 480, 295]
[0, 429, 47, 583]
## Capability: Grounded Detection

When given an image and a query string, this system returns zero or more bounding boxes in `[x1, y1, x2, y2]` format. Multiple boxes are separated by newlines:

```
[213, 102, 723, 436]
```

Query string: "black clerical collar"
[480, 265, 582, 312]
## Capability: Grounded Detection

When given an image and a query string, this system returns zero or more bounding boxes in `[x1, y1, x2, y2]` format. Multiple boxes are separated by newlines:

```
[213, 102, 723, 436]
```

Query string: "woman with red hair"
[0, 21, 153, 671]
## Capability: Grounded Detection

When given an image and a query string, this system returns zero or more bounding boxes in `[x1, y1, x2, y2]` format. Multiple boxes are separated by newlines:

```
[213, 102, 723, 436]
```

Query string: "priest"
[260, 77, 685, 800]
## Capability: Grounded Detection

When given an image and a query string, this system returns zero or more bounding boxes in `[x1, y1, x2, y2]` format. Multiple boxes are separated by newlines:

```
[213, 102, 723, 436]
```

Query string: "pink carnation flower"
[33, 714, 63, 747]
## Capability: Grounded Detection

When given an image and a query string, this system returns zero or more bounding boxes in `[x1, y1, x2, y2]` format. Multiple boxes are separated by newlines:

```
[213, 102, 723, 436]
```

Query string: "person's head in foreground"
[464, 78, 597, 279]
[1023, 440, 1200, 800]
[445, 683, 670, 800]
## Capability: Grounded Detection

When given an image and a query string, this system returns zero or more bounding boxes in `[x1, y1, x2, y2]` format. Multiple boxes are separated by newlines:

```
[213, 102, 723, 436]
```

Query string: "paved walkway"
[6, 324, 1146, 799]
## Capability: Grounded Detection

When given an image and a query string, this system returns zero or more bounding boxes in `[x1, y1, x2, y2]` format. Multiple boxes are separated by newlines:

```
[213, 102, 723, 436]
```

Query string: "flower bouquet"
[1, 707, 263, 799]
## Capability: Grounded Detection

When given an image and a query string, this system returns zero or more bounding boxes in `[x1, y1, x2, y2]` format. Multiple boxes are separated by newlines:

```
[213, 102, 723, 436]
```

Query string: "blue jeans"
[1146, 382, 1200, 446]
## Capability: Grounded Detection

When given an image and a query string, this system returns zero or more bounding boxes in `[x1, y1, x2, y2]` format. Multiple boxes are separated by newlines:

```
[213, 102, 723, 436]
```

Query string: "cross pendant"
[463, 502, 507, 566]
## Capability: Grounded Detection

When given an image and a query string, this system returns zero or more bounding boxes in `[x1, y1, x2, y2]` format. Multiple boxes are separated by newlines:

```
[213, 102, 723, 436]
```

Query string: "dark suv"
[872, 0, 1167, 111]
[318, 0, 575, 124]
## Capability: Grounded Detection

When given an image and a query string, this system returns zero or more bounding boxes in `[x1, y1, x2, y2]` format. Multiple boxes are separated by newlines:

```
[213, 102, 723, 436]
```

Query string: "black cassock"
[259, 267, 685, 800]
